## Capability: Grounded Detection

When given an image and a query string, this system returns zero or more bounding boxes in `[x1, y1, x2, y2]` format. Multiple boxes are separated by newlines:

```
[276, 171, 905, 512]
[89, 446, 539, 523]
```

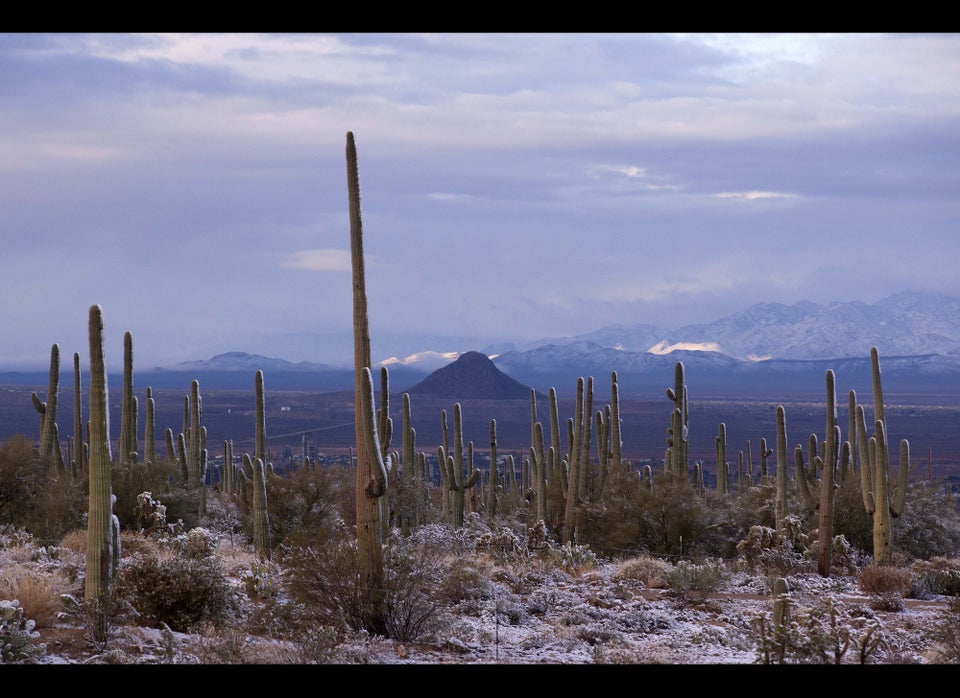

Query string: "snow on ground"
[12, 553, 953, 666]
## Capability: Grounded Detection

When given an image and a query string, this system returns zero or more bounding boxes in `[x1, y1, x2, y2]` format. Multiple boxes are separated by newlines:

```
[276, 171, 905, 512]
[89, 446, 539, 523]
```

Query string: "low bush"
[858, 565, 912, 597]
[113, 548, 240, 633]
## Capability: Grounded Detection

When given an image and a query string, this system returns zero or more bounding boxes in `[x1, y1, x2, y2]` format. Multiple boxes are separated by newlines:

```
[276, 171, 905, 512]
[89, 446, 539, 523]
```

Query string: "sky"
[1, 32, 958, 371]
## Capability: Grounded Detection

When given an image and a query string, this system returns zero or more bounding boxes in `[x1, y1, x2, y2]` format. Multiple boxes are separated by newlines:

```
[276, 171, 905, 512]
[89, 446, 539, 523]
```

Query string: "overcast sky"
[1, 33, 958, 371]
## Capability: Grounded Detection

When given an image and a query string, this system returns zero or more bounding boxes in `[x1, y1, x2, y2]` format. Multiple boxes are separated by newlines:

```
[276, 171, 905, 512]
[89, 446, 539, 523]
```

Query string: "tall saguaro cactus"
[85, 305, 117, 643]
[857, 346, 910, 566]
[32, 343, 60, 461]
[144, 386, 156, 466]
[73, 352, 83, 473]
[347, 131, 389, 634]
[119, 331, 136, 464]
[795, 369, 840, 576]
[665, 361, 689, 479]
[775, 405, 788, 535]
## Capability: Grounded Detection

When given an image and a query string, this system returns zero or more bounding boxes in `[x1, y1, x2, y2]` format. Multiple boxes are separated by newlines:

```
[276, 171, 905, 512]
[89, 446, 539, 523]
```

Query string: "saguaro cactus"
[118, 331, 136, 464]
[444, 402, 480, 528]
[486, 418, 500, 518]
[31, 343, 60, 460]
[775, 405, 788, 535]
[665, 361, 689, 479]
[857, 347, 910, 566]
[72, 352, 83, 473]
[85, 305, 117, 643]
[347, 131, 389, 634]
[795, 369, 840, 576]
[244, 452, 271, 562]
[144, 386, 156, 466]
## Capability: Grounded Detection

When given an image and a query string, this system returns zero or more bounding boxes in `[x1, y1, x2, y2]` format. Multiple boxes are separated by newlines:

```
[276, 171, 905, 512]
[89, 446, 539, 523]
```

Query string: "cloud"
[712, 190, 799, 201]
[278, 249, 351, 272]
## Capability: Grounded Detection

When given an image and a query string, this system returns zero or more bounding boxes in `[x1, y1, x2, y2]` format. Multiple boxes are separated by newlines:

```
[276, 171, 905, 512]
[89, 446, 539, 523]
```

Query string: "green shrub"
[661, 559, 726, 604]
[113, 549, 240, 633]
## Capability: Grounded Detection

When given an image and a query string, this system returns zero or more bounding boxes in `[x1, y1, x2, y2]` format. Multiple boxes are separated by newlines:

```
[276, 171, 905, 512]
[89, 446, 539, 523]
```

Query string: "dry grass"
[858, 564, 913, 596]
[612, 555, 673, 588]
[0, 563, 73, 629]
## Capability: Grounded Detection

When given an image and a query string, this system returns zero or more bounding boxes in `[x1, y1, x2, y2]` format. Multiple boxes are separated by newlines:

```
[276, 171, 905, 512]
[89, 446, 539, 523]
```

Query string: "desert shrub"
[868, 593, 905, 612]
[927, 597, 960, 663]
[113, 548, 239, 633]
[575, 464, 643, 556]
[0, 436, 87, 543]
[283, 524, 453, 642]
[830, 472, 874, 555]
[440, 555, 494, 606]
[634, 472, 709, 558]
[892, 482, 960, 561]
[908, 556, 960, 597]
[728, 481, 778, 532]
[0, 563, 72, 629]
[262, 460, 352, 549]
[661, 558, 726, 604]
[110, 458, 185, 531]
[611, 555, 673, 587]
[0, 599, 45, 663]
[858, 565, 912, 597]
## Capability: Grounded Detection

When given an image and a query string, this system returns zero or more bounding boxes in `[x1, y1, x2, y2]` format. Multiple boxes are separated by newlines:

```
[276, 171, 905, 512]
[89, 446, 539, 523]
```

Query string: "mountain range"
[3, 291, 959, 397]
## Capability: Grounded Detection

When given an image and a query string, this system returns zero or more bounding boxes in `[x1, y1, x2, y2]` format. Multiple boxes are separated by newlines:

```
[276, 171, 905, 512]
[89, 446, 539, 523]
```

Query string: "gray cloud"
[1, 33, 957, 370]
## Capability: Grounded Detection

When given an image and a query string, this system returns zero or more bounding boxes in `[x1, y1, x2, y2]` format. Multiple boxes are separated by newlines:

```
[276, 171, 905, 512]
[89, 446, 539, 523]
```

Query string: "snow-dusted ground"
[10, 544, 954, 666]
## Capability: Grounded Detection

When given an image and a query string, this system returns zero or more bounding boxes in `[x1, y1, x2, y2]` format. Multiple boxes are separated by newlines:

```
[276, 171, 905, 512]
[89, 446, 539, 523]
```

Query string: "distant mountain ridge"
[3, 292, 959, 396]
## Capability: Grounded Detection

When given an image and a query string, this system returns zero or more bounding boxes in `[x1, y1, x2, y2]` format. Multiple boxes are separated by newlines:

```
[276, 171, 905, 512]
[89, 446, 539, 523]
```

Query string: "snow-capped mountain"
[550, 291, 960, 362]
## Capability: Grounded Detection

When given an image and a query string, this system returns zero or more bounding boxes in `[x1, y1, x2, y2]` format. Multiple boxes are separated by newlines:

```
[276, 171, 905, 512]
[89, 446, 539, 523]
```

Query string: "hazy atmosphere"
[1, 33, 958, 371]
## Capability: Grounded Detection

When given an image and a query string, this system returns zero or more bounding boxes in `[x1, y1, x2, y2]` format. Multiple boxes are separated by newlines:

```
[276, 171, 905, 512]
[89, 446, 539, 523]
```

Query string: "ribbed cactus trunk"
[119, 331, 135, 464]
[85, 305, 115, 643]
[245, 451, 271, 562]
[72, 352, 83, 474]
[665, 361, 689, 479]
[32, 343, 60, 461]
[144, 386, 156, 466]
[347, 131, 388, 635]
[530, 420, 547, 523]
[716, 422, 728, 494]
[562, 377, 585, 545]
[486, 419, 499, 518]
[817, 369, 839, 576]
[775, 405, 788, 535]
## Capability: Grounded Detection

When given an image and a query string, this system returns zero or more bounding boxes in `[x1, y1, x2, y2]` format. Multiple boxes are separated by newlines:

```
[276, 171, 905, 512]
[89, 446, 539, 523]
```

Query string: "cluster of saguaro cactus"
[439, 402, 480, 528]
[856, 347, 910, 566]
[794, 369, 842, 576]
